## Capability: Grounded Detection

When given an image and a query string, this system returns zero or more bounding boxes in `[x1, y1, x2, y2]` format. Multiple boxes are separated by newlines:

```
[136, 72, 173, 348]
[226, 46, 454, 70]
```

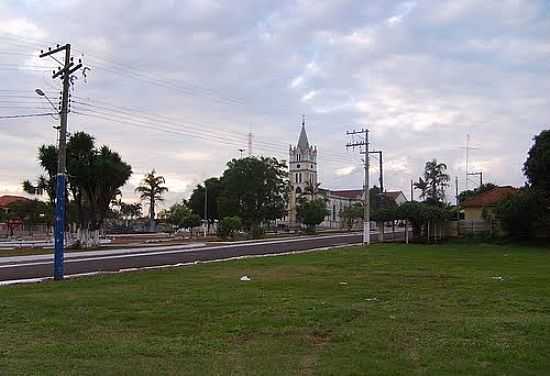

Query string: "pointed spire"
[297, 115, 309, 151]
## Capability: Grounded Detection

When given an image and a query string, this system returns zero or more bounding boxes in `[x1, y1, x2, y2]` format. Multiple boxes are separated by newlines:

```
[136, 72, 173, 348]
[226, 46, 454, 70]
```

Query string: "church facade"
[286, 120, 407, 229]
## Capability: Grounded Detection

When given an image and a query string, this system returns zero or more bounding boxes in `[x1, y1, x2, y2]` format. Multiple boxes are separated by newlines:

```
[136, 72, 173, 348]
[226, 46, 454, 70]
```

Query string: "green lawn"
[1, 242, 550, 375]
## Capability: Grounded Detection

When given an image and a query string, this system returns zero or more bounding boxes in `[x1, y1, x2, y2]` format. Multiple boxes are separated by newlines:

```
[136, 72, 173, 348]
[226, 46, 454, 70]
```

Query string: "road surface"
[0, 232, 367, 283]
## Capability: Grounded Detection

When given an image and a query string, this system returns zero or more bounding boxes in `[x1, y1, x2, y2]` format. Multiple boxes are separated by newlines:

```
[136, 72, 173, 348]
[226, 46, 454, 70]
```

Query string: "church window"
[296, 187, 302, 194]
[332, 205, 336, 220]
[295, 173, 298, 182]
[297, 164, 300, 169]
[311, 164, 313, 168]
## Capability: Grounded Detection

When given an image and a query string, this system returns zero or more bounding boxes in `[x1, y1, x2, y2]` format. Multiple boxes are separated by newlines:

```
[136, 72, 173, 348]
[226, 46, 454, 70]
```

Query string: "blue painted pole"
[54, 173, 66, 280]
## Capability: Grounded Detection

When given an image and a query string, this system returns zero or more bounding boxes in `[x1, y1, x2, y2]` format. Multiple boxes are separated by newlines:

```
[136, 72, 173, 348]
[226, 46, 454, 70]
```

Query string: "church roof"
[297, 121, 309, 151]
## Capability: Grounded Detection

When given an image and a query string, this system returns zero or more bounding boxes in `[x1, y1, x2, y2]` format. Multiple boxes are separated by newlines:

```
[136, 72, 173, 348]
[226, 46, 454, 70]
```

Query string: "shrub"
[218, 216, 242, 239]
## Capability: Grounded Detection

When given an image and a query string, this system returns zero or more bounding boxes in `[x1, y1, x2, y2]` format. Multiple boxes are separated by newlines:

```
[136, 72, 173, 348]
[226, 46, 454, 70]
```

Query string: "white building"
[286, 120, 407, 229]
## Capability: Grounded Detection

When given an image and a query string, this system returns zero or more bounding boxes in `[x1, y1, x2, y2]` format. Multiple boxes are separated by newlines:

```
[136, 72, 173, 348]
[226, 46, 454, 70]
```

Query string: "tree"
[182, 214, 202, 237]
[340, 203, 363, 231]
[120, 202, 142, 221]
[219, 216, 242, 239]
[369, 186, 398, 212]
[495, 188, 549, 239]
[25, 131, 132, 247]
[189, 177, 224, 225]
[458, 183, 497, 203]
[414, 159, 450, 204]
[135, 170, 168, 232]
[218, 156, 288, 233]
[2, 200, 51, 237]
[395, 201, 451, 241]
[524, 130, 550, 194]
[297, 198, 329, 233]
[166, 200, 192, 229]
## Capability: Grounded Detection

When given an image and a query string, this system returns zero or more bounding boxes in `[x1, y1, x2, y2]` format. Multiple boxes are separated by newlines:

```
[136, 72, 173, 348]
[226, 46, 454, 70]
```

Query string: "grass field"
[1, 242, 550, 375]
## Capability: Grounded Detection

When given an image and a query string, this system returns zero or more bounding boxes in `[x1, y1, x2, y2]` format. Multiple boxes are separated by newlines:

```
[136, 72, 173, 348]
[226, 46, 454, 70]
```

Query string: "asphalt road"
[0, 232, 364, 283]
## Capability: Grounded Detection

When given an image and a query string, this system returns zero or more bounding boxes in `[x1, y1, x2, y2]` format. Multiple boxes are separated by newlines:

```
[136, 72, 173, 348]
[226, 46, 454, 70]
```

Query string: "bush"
[495, 189, 549, 239]
[218, 216, 242, 239]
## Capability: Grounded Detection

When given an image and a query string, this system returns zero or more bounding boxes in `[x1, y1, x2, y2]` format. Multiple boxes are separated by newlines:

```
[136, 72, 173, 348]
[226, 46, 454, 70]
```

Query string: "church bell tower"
[288, 116, 318, 224]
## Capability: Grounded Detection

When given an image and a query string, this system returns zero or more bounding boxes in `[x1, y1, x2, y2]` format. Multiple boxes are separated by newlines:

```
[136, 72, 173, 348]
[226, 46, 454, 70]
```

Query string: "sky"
[0, 0, 549, 209]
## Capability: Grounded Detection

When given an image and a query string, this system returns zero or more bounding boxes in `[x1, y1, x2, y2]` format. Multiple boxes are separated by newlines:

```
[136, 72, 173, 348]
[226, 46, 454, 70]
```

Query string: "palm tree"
[135, 170, 168, 231]
[414, 159, 450, 204]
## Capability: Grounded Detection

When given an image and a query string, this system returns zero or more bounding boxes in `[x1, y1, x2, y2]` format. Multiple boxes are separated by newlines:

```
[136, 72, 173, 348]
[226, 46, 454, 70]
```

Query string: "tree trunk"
[149, 196, 155, 232]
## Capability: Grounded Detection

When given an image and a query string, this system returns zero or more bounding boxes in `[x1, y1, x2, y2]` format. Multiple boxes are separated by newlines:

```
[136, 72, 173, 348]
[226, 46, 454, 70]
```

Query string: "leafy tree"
[495, 188, 549, 239]
[23, 145, 58, 205]
[120, 202, 142, 221]
[458, 183, 497, 203]
[25, 132, 132, 246]
[341, 203, 363, 231]
[297, 198, 329, 233]
[219, 216, 242, 239]
[395, 201, 451, 241]
[524, 130, 550, 194]
[181, 213, 202, 237]
[189, 177, 224, 225]
[2, 200, 52, 236]
[166, 200, 192, 229]
[414, 159, 450, 204]
[369, 186, 398, 212]
[135, 169, 168, 231]
[218, 156, 288, 232]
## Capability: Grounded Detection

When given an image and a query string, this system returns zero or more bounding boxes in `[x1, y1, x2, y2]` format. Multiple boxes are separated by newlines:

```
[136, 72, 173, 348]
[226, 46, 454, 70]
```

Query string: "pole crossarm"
[39, 44, 68, 58]
[467, 171, 483, 187]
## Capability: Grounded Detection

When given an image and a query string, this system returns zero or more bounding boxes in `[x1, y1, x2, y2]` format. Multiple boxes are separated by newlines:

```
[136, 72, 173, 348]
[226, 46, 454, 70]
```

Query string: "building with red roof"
[461, 186, 518, 221]
[0, 195, 31, 209]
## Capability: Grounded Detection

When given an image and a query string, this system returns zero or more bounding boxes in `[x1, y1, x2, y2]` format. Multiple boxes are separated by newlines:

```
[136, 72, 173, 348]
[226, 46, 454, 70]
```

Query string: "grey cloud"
[1, 0, 549, 205]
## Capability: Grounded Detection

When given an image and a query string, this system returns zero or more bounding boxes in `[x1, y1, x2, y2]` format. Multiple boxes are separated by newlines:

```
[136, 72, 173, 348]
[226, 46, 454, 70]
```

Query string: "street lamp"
[35, 88, 59, 119]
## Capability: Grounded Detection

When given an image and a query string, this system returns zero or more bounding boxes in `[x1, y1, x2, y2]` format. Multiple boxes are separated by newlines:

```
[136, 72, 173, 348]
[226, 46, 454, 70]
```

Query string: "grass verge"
[1, 242, 549, 375]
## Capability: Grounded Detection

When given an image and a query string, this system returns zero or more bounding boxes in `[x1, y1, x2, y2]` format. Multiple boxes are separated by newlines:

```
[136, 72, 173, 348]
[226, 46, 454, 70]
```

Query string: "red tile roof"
[329, 189, 405, 201]
[330, 189, 363, 199]
[461, 186, 518, 208]
[0, 195, 31, 208]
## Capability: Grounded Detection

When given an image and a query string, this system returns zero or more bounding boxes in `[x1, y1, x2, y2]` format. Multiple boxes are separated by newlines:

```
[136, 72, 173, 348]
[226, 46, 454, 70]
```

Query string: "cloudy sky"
[1, 0, 549, 208]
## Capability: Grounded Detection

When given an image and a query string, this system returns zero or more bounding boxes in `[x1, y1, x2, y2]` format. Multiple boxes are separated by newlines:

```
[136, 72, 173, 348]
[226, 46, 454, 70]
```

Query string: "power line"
[0, 112, 58, 119]
[1, 34, 361, 165]
[71, 96, 359, 164]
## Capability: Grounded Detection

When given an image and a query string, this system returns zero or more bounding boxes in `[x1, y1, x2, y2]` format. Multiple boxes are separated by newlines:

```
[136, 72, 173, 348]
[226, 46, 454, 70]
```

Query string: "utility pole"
[204, 182, 208, 237]
[455, 176, 460, 236]
[410, 179, 414, 202]
[465, 134, 470, 190]
[467, 171, 483, 188]
[247, 132, 253, 156]
[369, 150, 383, 210]
[455, 176, 459, 206]
[369, 150, 383, 192]
[346, 129, 370, 246]
[39, 43, 82, 280]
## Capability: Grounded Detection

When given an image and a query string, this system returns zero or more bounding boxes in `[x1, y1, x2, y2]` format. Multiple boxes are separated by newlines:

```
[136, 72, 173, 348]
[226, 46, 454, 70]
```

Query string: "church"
[286, 120, 407, 229]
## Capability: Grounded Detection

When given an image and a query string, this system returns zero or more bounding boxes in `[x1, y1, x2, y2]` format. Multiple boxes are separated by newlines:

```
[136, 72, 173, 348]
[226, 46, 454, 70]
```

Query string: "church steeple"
[288, 115, 318, 225]
[297, 115, 309, 151]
